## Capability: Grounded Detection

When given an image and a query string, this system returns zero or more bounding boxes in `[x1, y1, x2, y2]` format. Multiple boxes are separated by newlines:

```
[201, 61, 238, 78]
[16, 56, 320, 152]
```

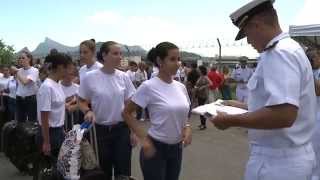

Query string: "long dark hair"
[147, 42, 178, 68]
[21, 51, 33, 66]
[44, 52, 73, 71]
[96, 41, 118, 61]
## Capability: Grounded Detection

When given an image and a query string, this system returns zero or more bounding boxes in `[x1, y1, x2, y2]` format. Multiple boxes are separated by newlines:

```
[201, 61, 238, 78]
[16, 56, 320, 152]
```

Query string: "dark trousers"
[140, 137, 183, 180]
[95, 123, 132, 180]
[0, 96, 10, 128]
[8, 97, 16, 121]
[34, 126, 65, 179]
[36, 126, 65, 159]
[198, 97, 207, 126]
[16, 95, 37, 123]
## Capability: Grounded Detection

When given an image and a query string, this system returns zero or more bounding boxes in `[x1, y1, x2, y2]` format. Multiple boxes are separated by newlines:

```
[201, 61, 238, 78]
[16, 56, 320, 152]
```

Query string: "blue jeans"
[140, 137, 183, 180]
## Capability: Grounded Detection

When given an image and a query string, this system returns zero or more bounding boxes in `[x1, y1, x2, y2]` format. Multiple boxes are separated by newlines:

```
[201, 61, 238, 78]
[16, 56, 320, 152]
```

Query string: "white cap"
[230, 0, 275, 40]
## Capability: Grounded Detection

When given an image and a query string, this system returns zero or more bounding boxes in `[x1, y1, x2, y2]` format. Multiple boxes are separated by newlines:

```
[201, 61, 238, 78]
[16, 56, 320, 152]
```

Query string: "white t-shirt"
[79, 61, 103, 83]
[7, 78, 17, 99]
[135, 69, 147, 83]
[126, 70, 136, 83]
[131, 77, 190, 144]
[79, 69, 136, 125]
[247, 33, 316, 148]
[37, 78, 66, 127]
[0, 76, 12, 92]
[60, 82, 79, 98]
[16, 67, 39, 97]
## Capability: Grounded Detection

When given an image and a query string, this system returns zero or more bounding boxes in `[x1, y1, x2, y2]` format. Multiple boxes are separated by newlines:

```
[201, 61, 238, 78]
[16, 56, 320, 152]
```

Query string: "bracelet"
[185, 124, 192, 128]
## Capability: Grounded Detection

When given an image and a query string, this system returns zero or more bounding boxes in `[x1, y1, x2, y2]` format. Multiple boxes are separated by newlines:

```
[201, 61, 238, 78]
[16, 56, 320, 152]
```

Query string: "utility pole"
[217, 38, 222, 70]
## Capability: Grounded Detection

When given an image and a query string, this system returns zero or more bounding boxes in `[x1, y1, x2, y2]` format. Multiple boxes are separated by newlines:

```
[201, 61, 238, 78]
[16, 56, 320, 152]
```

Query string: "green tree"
[0, 39, 15, 65]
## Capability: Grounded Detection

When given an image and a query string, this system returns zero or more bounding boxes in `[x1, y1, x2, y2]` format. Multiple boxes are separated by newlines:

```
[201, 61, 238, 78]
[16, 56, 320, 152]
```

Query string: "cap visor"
[235, 28, 246, 41]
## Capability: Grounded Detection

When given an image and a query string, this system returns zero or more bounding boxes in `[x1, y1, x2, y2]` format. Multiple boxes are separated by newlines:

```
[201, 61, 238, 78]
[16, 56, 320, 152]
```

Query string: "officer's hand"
[142, 136, 156, 159]
[209, 111, 231, 130]
[84, 111, 96, 123]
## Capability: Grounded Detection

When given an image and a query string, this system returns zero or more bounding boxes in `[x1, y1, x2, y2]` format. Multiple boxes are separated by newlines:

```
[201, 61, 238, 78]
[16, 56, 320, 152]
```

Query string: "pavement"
[0, 115, 249, 180]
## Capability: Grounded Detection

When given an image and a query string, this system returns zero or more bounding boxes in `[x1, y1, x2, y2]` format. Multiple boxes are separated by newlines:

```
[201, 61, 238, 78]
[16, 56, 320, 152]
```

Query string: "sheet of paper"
[192, 100, 248, 117]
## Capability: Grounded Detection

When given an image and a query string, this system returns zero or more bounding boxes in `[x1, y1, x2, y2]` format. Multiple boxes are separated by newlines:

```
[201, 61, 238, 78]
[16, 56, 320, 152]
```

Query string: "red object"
[208, 70, 223, 90]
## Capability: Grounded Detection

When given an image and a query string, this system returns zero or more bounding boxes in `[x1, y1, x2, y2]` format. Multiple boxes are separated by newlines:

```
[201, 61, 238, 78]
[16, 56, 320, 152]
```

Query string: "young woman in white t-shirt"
[79, 39, 103, 82]
[0, 65, 13, 122]
[36, 52, 73, 159]
[60, 63, 81, 130]
[123, 42, 192, 180]
[16, 51, 39, 122]
[79, 41, 136, 180]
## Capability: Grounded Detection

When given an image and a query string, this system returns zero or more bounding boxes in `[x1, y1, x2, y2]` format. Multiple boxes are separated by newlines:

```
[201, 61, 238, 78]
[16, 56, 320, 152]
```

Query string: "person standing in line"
[122, 42, 192, 180]
[16, 51, 39, 122]
[306, 48, 320, 180]
[135, 62, 148, 121]
[230, 57, 253, 103]
[60, 63, 80, 130]
[195, 65, 211, 130]
[186, 63, 200, 107]
[220, 66, 232, 100]
[126, 61, 138, 86]
[0, 65, 13, 123]
[207, 65, 223, 103]
[5, 66, 18, 121]
[79, 41, 137, 180]
[210, 0, 317, 180]
[36, 52, 73, 160]
[79, 39, 103, 82]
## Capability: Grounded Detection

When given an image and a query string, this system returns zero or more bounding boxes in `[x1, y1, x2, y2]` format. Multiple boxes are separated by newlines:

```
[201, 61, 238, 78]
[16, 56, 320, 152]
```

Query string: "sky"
[1, 0, 319, 58]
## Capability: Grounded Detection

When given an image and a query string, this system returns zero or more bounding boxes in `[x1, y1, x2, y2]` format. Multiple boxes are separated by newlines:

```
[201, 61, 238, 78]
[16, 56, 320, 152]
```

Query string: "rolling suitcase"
[1, 120, 17, 156]
[9, 121, 39, 174]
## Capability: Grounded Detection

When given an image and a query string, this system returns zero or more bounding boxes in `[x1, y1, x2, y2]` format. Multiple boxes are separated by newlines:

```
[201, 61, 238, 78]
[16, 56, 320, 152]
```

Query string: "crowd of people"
[0, 0, 320, 180]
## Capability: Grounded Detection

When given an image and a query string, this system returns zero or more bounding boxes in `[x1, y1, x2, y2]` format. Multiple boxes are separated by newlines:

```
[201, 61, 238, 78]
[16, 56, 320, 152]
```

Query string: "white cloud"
[294, 0, 320, 25]
[85, 11, 122, 25]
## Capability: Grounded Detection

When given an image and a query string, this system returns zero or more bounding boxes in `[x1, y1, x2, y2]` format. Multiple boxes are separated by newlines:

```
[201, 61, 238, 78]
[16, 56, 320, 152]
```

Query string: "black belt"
[16, 95, 36, 100]
[95, 122, 127, 132]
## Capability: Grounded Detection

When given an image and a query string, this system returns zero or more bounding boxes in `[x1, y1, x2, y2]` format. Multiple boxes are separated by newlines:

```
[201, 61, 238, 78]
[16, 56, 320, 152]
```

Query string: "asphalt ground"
[0, 115, 249, 180]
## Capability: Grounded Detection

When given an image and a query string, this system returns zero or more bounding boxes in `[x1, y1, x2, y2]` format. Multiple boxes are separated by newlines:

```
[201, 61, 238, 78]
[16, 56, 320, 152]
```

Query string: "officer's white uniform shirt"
[131, 77, 190, 144]
[60, 82, 79, 98]
[79, 61, 103, 83]
[232, 66, 253, 89]
[79, 69, 136, 125]
[247, 32, 316, 148]
[37, 78, 66, 127]
[16, 67, 39, 97]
